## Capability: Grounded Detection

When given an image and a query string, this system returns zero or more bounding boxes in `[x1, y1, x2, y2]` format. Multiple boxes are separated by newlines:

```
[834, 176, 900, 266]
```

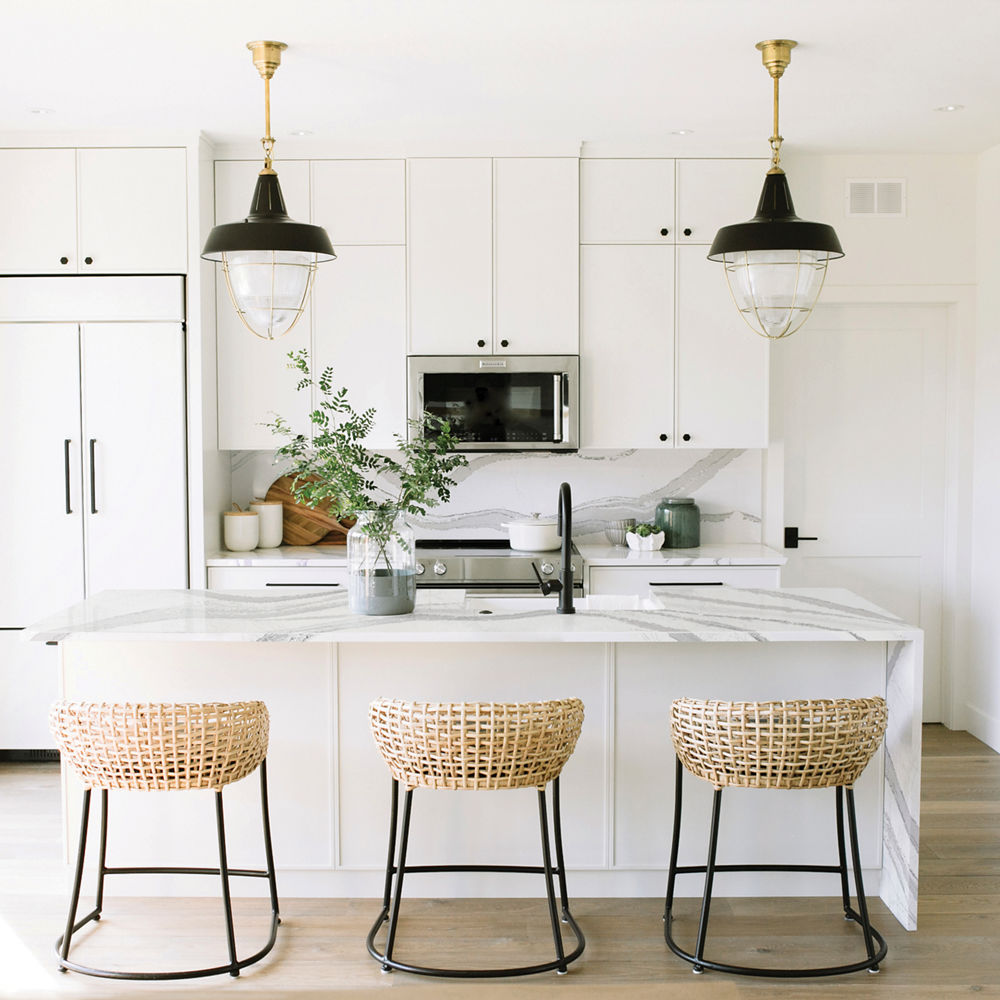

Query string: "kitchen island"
[27, 586, 922, 930]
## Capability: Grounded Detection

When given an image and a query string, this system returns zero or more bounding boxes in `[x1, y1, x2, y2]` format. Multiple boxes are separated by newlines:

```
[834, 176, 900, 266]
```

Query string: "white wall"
[968, 144, 1000, 750]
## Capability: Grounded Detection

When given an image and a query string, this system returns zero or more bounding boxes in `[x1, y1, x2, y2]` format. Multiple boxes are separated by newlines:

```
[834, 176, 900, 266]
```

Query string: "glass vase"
[346, 510, 416, 615]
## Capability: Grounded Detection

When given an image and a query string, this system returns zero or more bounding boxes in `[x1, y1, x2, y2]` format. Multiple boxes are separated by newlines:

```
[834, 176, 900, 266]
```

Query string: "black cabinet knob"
[500, 339, 509, 348]
[476, 339, 486, 348]
[84, 256, 93, 265]
[683, 228, 692, 237]
[59, 256, 69, 265]
[659, 433, 668, 442]
[660, 228, 669, 236]
[682, 433, 691, 442]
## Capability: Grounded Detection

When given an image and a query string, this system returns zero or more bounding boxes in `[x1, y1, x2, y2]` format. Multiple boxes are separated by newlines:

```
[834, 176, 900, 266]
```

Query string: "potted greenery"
[267, 350, 468, 615]
[625, 522, 665, 551]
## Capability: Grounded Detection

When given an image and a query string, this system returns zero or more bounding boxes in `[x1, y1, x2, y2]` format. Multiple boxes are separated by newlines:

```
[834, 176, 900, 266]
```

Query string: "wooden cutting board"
[263, 476, 355, 546]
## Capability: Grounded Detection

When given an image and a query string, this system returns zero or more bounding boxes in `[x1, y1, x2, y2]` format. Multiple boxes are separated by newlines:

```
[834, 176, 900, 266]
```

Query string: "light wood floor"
[1, 725, 998, 999]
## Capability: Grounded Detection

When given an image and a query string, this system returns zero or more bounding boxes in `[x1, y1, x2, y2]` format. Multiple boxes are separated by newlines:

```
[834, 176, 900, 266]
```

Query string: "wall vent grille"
[846, 179, 906, 217]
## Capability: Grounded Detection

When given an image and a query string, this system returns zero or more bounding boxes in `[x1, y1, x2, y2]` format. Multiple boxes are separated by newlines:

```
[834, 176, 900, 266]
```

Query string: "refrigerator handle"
[64, 439, 73, 514]
[89, 439, 98, 514]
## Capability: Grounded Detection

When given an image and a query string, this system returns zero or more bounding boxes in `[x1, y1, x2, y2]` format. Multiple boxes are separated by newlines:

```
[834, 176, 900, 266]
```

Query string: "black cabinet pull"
[60, 256, 69, 265]
[683, 228, 692, 236]
[500, 339, 509, 348]
[89, 439, 97, 513]
[650, 581, 724, 587]
[682, 433, 691, 442]
[476, 339, 486, 348]
[659, 433, 668, 442]
[784, 526, 819, 549]
[84, 256, 94, 265]
[660, 228, 669, 236]
[63, 439, 73, 514]
[264, 582, 341, 587]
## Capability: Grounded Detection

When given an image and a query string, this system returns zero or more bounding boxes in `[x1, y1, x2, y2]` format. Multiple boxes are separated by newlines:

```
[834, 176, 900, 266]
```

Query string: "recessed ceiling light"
[934, 104, 964, 112]
[289, 129, 313, 136]
[28, 107, 55, 115]
[671, 129, 695, 135]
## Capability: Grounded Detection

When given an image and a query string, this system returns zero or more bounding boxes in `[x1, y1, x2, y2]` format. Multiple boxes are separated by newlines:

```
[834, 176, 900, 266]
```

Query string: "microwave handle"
[553, 374, 564, 443]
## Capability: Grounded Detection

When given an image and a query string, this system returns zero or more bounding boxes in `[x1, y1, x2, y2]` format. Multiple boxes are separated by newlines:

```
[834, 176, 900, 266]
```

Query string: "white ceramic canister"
[223, 511, 259, 551]
[250, 500, 284, 549]
[502, 513, 561, 551]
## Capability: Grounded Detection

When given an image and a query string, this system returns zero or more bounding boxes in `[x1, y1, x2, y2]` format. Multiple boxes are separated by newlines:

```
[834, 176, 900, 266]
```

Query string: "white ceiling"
[6, 0, 1000, 156]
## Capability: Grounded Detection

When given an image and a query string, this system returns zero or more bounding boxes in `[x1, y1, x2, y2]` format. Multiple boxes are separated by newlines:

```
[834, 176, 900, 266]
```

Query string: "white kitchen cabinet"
[312, 245, 406, 447]
[674, 247, 769, 448]
[589, 565, 781, 595]
[493, 157, 579, 355]
[580, 158, 675, 244]
[407, 157, 579, 356]
[0, 147, 187, 275]
[407, 158, 493, 354]
[208, 566, 348, 590]
[311, 159, 405, 245]
[0, 278, 187, 748]
[674, 158, 767, 245]
[216, 159, 313, 450]
[580, 244, 674, 448]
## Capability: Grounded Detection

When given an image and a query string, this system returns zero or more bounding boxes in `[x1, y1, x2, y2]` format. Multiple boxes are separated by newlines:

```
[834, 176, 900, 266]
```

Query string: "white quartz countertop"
[26, 587, 918, 645]
[207, 546, 347, 567]
[575, 541, 786, 566]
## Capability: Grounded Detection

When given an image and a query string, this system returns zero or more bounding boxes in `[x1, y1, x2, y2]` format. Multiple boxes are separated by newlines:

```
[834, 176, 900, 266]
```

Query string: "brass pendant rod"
[261, 75, 275, 173]
[770, 74, 783, 172]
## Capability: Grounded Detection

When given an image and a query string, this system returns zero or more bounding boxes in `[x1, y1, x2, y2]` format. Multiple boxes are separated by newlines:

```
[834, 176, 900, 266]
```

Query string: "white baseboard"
[965, 702, 1000, 753]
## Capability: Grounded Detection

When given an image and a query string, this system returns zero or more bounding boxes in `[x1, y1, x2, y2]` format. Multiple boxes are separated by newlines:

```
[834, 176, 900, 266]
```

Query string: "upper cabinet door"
[494, 158, 579, 355]
[407, 158, 493, 354]
[312, 160, 405, 245]
[312, 245, 406, 449]
[0, 323, 84, 622]
[674, 246, 768, 448]
[0, 149, 77, 275]
[580, 159, 675, 244]
[674, 158, 769, 245]
[215, 159, 313, 450]
[77, 148, 187, 273]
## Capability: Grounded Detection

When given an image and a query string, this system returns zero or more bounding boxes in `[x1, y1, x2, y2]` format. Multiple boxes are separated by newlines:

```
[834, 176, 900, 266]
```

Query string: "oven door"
[408, 355, 579, 451]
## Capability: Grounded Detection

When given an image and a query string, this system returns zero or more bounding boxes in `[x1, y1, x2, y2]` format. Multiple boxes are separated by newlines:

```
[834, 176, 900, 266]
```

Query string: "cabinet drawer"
[208, 566, 348, 590]
[589, 565, 780, 594]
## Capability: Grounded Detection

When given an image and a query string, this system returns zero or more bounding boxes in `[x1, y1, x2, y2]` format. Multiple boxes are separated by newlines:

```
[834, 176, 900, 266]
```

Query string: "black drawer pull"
[649, 581, 725, 587]
[64, 439, 73, 514]
[264, 582, 341, 587]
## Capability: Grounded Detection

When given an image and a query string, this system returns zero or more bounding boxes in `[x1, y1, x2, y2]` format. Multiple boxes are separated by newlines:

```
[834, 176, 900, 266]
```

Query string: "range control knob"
[540, 561, 555, 575]
[415, 562, 426, 576]
[432, 560, 448, 576]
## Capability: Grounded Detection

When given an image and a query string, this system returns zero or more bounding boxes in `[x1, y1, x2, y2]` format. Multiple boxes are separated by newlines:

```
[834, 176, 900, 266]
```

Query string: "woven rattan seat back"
[49, 701, 269, 791]
[369, 698, 585, 790]
[670, 697, 887, 790]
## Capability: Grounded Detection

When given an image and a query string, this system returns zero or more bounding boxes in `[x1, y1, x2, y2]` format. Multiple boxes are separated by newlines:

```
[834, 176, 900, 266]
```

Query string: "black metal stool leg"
[538, 787, 568, 973]
[692, 787, 723, 974]
[845, 787, 880, 972]
[58, 788, 92, 970]
[551, 777, 570, 916]
[835, 786, 852, 917]
[664, 759, 684, 922]
[214, 790, 240, 978]
[94, 789, 108, 918]
[258, 760, 280, 923]
[383, 787, 414, 970]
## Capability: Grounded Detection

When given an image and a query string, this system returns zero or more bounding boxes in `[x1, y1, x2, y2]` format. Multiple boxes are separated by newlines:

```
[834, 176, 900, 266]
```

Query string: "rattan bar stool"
[366, 697, 586, 978]
[664, 697, 889, 978]
[49, 701, 279, 980]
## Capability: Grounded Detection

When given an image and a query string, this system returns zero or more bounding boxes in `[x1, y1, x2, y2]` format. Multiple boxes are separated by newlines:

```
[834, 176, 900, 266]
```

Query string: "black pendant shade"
[201, 173, 336, 261]
[708, 172, 844, 261]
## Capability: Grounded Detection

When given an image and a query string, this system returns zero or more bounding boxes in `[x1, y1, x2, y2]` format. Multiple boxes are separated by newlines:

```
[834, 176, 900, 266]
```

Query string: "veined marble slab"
[576, 541, 786, 566]
[207, 546, 347, 567]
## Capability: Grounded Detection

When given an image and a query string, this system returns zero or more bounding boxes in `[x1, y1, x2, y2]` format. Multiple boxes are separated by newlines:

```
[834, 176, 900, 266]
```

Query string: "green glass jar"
[654, 498, 701, 549]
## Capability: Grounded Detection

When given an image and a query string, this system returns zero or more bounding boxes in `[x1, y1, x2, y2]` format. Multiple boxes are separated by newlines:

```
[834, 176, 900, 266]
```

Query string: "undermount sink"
[464, 595, 663, 614]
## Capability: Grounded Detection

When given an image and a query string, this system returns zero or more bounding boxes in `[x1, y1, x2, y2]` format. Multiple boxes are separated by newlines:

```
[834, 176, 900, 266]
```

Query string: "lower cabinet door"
[208, 566, 349, 590]
[0, 632, 60, 749]
[589, 566, 781, 594]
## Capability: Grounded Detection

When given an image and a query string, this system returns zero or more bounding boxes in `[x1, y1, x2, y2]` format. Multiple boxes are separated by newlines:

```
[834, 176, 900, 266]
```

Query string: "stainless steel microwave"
[407, 355, 579, 451]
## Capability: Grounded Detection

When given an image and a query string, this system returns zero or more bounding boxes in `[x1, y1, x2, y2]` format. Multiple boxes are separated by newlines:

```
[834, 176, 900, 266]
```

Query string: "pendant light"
[202, 41, 335, 341]
[708, 40, 843, 340]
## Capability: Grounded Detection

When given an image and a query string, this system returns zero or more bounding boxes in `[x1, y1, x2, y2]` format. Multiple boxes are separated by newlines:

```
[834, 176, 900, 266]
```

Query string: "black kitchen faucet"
[532, 482, 576, 613]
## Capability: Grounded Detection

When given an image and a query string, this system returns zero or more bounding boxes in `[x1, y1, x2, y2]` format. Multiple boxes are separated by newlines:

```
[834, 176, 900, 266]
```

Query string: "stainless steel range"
[414, 539, 584, 596]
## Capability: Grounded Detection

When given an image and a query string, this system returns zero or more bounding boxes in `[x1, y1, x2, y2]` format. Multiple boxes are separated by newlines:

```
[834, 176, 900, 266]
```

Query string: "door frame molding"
[763, 284, 975, 731]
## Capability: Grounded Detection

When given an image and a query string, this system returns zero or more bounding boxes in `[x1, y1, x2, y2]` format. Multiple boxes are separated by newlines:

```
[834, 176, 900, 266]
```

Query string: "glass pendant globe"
[221, 249, 318, 341]
[720, 248, 833, 340]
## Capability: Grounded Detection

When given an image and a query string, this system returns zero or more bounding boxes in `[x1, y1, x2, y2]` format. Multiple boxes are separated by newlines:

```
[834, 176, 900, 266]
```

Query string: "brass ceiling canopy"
[247, 39, 287, 80]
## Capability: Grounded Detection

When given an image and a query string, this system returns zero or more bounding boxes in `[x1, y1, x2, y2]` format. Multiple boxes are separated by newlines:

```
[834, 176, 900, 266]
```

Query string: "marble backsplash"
[231, 448, 763, 544]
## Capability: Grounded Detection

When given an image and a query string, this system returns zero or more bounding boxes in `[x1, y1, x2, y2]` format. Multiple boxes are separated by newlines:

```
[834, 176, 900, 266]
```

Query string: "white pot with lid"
[502, 513, 561, 551]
